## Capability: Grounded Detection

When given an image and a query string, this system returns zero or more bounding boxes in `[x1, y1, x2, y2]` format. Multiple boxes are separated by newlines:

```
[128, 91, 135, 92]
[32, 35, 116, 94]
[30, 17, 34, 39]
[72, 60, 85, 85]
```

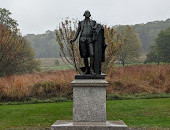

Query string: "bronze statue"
[70, 10, 106, 75]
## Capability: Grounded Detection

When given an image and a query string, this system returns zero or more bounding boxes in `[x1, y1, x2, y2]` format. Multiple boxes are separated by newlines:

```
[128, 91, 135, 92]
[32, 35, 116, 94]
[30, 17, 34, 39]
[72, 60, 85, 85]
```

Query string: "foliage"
[156, 26, 170, 62]
[55, 18, 124, 73]
[144, 44, 159, 64]
[102, 26, 124, 71]
[133, 18, 170, 53]
[55, 59, 59, 65]
[25, 18, 170, 60]
[116, 25, 142, 66]
[0, 8, 18, 30]
[26, 31, 60, 58]
[0, 8, 40, 76]
[145, 26, 170, 63]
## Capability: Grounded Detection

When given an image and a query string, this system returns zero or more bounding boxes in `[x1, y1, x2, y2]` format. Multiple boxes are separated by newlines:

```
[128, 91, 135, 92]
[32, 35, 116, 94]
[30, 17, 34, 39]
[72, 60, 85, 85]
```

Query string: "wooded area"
[26, 19, 170, 59]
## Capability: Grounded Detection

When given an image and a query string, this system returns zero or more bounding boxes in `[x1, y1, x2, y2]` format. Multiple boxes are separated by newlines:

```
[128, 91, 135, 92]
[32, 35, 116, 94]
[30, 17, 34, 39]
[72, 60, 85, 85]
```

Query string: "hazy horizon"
[1, 0, 170, 35]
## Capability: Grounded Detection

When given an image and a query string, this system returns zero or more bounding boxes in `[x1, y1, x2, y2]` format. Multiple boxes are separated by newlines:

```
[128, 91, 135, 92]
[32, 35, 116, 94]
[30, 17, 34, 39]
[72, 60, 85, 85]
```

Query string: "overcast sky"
[1, 0, 170, 35]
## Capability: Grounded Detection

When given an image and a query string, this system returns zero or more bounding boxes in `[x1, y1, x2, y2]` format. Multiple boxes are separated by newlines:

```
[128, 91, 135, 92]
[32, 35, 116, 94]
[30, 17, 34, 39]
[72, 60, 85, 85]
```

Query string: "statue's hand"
[70, 39, 73, 44]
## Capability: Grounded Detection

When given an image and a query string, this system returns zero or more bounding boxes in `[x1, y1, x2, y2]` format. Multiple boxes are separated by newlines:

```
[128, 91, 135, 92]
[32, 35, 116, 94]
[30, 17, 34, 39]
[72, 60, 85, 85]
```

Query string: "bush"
[55, 59, 59, 66]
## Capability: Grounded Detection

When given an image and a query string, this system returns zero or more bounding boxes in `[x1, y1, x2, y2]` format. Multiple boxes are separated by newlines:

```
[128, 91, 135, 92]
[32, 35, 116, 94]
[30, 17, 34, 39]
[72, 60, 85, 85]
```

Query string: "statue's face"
[84, 11, 91, 18]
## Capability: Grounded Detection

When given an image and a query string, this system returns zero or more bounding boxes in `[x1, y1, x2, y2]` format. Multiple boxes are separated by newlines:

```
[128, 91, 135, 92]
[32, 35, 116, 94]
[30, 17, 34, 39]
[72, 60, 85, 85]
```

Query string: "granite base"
[71, 79, 108, 122]
[51, 120, 129, 130]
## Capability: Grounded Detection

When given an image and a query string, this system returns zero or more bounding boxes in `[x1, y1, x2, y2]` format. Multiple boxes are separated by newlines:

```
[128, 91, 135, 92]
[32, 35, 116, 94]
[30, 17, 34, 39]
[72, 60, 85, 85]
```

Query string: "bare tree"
[55, 18, 124, 73]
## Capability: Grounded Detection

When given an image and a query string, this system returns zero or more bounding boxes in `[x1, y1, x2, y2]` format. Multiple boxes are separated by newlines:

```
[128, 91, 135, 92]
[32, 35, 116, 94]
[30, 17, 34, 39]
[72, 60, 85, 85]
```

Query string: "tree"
[116, 25, 142, 66]
[26, 31, 60, 58]
[0, 8, 39, 76]
[156, 27, 170, 63]
[145, 26, 170, 64]
[133, 19, 170, 53]
[55, 18, 124, 73]
[144, 44, 160, 64]
[0, 8, 18, 29]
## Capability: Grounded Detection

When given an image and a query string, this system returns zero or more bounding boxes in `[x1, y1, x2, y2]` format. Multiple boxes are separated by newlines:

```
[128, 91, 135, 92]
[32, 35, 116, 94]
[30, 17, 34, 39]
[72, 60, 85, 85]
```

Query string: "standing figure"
[70, 10, 96, 74]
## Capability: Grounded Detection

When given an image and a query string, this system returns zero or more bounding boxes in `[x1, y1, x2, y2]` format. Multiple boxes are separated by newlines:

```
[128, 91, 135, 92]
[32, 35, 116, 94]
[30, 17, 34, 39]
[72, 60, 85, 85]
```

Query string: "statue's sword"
[71, 43, 79, 73]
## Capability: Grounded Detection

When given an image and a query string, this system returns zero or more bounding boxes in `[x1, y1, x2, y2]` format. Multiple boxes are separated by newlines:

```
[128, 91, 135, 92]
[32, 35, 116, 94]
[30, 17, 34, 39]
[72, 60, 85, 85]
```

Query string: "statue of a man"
[70, 10, 96, 74]
[70, 10, 106, 75]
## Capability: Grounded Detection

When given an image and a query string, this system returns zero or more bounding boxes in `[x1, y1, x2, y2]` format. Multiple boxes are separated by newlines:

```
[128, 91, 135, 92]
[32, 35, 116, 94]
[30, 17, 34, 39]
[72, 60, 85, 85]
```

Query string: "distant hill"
[26, 30, 60, 58]
[26, 19, 170, 58]
[133, 18, 170, 53]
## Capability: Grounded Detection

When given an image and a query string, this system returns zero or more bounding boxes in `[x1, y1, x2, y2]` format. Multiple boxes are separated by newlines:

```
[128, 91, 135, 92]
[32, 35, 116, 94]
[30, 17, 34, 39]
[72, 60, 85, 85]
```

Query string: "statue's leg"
[90, 57, 96, 74]
[83, 57, 89, 74]
[89, 43, 96, 74]
[80, 40, 89, 74]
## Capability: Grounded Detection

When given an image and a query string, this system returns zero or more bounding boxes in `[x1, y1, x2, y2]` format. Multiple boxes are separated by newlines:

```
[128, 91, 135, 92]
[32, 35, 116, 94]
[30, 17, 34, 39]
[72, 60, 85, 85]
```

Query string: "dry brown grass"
[0, 70, 75, 101]
[0, 64, 170, 101]
[106, 64, 170, 94]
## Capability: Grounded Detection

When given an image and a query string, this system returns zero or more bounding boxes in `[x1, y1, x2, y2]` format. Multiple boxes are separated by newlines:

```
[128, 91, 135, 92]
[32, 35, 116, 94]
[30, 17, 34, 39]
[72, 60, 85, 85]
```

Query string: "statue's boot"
[90, 58, 96, 75]
[83, 58, 88, 74]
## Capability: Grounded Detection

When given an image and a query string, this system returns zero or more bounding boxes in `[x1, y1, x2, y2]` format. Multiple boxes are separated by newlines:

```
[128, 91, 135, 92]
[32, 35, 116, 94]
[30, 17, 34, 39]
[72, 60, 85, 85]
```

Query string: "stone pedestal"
[51, 120, 128, 130]
[51, 75, 129, 130]
[72, 79, 108, 122]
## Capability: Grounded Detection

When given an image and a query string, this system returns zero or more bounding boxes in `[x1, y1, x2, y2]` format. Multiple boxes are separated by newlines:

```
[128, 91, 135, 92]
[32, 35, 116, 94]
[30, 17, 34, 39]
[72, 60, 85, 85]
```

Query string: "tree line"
[133, 19, 170, 53]
[1, 7, 170, 77]
[26, 19, 170, 59]
[26, 31, 60, 58]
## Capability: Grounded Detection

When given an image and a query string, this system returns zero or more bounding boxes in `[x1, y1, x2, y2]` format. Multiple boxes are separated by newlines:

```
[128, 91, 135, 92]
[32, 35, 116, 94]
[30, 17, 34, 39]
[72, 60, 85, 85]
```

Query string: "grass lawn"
[0, 98, 170, 129]
[40, 65, 74, 71]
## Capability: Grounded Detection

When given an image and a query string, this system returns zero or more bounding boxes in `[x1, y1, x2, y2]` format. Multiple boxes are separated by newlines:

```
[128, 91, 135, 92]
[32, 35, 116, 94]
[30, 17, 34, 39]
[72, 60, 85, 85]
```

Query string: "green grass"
[40, 63, 170, 71]
[0, 98, 170, 129]
[107, 93, 170, 100]
[40, 65, 74, 71]
[0, 102, 73, 130]
[114, 62, 170, 67]
[1, 93, 170, 106]
[107, 98, 170, 128]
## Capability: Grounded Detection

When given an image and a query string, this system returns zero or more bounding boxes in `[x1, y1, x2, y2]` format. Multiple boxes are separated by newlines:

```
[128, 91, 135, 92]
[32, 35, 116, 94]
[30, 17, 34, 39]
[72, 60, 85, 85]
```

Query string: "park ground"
[0, 64, 170, 129]
[0, 98, 170, 130]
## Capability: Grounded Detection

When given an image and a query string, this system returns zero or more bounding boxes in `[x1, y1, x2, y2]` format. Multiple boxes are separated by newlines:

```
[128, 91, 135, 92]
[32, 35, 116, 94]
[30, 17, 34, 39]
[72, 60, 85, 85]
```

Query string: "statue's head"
[83, 10, 91, 18]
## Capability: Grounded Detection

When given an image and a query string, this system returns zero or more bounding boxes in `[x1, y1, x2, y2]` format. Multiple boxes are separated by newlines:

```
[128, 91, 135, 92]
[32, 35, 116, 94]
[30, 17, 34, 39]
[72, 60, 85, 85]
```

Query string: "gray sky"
[1, 0, 170, 35]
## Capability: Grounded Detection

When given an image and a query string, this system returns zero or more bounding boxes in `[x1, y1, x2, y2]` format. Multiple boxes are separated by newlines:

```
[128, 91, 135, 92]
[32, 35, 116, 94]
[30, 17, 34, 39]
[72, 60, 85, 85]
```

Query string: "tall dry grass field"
[0, 65, 170, 101]
[107, 64, 170, 94]
[0, 70, 76, 101]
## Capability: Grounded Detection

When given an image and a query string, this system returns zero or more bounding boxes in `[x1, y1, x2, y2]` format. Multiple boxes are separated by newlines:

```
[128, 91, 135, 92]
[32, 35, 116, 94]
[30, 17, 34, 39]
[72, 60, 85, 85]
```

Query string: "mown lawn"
[0, 98, 170, 129]
[40, 65, 74, 71]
